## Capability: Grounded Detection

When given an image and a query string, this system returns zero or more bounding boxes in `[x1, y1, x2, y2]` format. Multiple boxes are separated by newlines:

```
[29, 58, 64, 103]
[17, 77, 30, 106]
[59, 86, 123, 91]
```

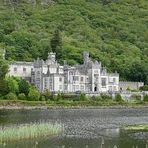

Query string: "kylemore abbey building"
[8, 51, 119, 93]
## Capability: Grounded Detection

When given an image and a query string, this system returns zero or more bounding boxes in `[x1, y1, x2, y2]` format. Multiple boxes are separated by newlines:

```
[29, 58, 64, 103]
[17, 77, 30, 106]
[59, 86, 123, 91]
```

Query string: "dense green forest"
[0, 0, 148, 84]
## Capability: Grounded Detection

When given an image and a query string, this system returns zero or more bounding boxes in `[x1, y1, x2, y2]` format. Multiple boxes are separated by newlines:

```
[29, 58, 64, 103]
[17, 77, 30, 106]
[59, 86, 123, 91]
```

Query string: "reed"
[123, 124, 148, 131]
[0, 122, 63, 143]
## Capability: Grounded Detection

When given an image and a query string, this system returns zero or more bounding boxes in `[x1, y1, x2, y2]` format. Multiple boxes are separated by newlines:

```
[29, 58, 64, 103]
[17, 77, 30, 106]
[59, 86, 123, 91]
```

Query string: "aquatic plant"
[0, 122, 63, 143]
[123, 124, 148, 131]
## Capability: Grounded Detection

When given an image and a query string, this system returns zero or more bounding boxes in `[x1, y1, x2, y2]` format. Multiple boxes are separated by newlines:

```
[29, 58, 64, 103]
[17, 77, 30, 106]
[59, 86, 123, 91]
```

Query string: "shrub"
[61, 93, 79, 101]
[130, 94, 141, 101]
[19, 79, 30, 96]
[40, 96, 46, 101]
[140, 85, 148, 91]
[6, 77, 19, 94]
[42, 90, 52, 100]
[18, 93, 26, 100]
[115, 93, 123, 102]
[143, 95, 148, 102]
[100, 93, 112, 100]
[91, 96, 102, 101]
[56, 92, 63, 101]
[0, 95, 4, 100]
[28, 87, 40, 101]
[5, 92, 17, 100]
[79, 93, 87, 101]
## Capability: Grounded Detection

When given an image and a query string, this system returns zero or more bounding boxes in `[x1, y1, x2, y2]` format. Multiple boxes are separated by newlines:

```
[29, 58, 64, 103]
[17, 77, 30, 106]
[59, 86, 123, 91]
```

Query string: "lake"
[0, 107, 148, 148]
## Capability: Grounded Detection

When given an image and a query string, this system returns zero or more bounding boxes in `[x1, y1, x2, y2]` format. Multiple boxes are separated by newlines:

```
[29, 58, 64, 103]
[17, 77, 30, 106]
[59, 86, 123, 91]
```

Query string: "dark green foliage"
[42, 90, 52, 100]
[40, 96, 46, 101]
[0, 59, 8, 79]
[100, 93, 112, 100]
[0, 79, 9, 96]
[50, 29, 63, 60]
[56, 92, 62, 101]
[18, 79, 30, 96]
[115, 93, 123, 102]
[91, 96, 102, 101]
[143, 95, 148, 102]
[79, 93, 87, 101]
[0, 57, 9, 95]
[18, 93, 26, 100]
[140, 85, 148, 91]
[61, 94, 79, 101]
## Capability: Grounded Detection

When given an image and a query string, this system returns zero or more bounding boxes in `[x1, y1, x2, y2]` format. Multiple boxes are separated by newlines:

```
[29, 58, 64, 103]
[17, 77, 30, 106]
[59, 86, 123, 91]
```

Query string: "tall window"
[73, 76, 79, 81]
[23, 67, 26, 72]
[101, 78, 106, 87]
[113, 78, 116, 83]
[81, 77, 84, 82]
[80, 85, 84, 91]
[14, 67, 17, 72]
[59, 77, 62, 82]
[59, 85, 62, 90]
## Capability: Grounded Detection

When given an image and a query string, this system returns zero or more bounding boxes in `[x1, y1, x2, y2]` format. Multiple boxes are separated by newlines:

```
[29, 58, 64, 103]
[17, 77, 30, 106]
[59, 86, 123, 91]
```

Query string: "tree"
[6, 77, 19, 94]
[28, 86, 40, 101]
[143, 95, 148, 102]
[50, 29, 62, 60]
[18, 79, 30, 96]
[115, 93, 123, 102]
[0, 57, 9, 95]
[0, 58, 8, 79]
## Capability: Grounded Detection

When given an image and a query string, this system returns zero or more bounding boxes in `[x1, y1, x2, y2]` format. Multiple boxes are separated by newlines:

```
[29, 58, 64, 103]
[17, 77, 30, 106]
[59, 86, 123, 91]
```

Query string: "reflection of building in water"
[8, 51, 119, 93]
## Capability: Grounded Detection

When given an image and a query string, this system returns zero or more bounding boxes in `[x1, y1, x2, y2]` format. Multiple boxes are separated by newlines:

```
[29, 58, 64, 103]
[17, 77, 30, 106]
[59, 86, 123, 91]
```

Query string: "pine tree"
[50, 29, 62, 60]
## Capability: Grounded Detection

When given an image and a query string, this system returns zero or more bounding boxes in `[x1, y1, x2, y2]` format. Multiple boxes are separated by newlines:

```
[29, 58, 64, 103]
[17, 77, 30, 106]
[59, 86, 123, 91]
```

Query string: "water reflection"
[0, 136, 147, 148]
[0, 108, 148, 148]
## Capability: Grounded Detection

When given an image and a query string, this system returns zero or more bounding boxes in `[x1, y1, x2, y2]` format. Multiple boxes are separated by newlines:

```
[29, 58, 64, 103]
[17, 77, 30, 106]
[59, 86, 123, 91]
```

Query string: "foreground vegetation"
[0, 0, 148, 84]
[0, 122, 62, 143]
[0, 74, 148, 108]
[123, 124, 148, 131]
[0, 94, 148, 108]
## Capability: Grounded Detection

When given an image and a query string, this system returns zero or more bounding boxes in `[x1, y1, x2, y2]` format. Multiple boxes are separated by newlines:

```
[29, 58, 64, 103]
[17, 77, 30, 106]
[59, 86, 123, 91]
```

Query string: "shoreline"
[0, 105, 148, 110]
[0, 100, 148, 110]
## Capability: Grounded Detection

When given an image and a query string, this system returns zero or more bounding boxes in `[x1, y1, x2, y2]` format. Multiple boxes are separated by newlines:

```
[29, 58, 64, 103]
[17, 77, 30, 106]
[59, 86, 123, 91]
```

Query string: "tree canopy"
[0, 0, 148, 84]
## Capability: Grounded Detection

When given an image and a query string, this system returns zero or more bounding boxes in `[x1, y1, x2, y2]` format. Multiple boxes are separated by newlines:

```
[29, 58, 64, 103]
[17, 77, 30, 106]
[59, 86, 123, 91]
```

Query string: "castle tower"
[83, 51, 90, 64]
[46, 52, 56, 64]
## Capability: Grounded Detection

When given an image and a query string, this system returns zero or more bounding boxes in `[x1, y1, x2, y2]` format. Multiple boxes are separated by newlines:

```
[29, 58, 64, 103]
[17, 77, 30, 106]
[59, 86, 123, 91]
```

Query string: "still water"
[0, 107, 148, 148]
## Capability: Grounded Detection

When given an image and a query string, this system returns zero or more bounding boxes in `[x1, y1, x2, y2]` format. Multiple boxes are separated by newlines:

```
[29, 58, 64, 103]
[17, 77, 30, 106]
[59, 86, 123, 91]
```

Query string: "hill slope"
[0, 0, 148, 84]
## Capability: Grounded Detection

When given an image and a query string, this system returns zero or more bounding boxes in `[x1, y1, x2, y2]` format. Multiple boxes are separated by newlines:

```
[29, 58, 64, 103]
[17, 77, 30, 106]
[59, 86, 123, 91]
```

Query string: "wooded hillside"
[0, 0, 148, 84]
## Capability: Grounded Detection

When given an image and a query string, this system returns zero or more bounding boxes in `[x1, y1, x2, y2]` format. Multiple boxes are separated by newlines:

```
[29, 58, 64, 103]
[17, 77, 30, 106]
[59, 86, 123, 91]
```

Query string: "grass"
[123, 124, 148, 131]
[0, 99, 148, 108]
[0, 122, 63, 143]
[0, 100, 47, 107]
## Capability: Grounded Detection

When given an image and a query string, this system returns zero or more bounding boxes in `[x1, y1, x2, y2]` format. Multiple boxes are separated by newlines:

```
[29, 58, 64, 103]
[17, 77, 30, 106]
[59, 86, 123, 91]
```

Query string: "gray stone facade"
[8, 51, 119, 93]
[119, 81, 144, 91]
